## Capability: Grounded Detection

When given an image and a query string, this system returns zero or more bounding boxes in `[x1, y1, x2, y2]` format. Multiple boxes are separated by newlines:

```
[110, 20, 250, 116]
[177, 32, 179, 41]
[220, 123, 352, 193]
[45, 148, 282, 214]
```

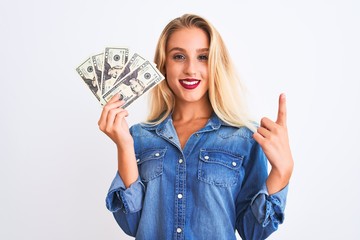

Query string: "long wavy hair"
[146, 14, 255, 132]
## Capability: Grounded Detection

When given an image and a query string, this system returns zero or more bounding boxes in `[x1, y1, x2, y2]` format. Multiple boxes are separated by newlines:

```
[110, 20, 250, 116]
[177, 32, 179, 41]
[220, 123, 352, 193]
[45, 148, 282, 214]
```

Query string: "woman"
[98, 14, 294, 240]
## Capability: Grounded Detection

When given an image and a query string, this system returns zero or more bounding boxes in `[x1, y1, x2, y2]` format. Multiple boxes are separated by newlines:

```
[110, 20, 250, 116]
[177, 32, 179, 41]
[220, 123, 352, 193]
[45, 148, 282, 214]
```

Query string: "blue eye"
[173, 54, 185, 60]
[198, 55, 208, 61]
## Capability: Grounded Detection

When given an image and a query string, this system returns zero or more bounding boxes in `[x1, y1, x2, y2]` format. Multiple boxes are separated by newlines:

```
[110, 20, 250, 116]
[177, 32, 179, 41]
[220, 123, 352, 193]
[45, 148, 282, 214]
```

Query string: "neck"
[172, 98, 213, 122]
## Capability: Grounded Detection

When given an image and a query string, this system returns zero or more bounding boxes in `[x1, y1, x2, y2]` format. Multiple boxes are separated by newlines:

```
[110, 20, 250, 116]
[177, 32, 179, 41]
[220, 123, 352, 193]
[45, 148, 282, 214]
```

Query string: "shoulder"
[129, 122, 157, 137]
[209, 124, 266, 161]
[216, 124, 255, 143]
[210, 114, 256, 141]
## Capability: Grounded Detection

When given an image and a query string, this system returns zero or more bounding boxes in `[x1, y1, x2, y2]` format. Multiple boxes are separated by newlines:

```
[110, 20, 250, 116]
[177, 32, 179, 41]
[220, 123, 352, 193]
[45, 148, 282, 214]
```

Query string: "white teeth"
[182, 80, 199, 85]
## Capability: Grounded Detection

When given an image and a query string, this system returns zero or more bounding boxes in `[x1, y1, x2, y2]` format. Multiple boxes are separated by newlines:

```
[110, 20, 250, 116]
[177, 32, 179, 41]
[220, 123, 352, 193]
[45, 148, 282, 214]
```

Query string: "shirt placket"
[174, 131, 206, 239]
[174, 153, 186, 239]
[157, 118, 219, 239]
[156, 123, 187, 239]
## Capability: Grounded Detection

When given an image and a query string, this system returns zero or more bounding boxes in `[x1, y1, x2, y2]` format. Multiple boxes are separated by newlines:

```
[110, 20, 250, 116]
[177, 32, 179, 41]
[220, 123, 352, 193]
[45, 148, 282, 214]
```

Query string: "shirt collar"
[140, 112, 229, 133]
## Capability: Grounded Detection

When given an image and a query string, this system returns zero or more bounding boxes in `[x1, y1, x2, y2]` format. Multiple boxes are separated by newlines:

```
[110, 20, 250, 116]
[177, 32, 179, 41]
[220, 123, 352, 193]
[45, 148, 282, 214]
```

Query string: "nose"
[184, 58, 196, 76]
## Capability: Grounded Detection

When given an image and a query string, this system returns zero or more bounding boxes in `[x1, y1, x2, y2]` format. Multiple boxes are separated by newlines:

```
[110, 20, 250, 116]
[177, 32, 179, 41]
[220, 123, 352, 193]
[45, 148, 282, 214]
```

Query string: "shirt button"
[179, 158, 183, 164]
[155, 153, 160, 157]
[204, 155, 209, 160]
[232, 161, 237, 167]
[195, 133, 200, 137]
[177, 194, 183, 199]
[136, 159, 140, 162]
[176, 228, 182, 233]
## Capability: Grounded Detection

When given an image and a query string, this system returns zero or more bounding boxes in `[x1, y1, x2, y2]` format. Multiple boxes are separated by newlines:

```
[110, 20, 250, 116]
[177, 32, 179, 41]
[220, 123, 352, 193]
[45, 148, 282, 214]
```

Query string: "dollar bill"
[76, 57, 101, 103]
[101, 47, 129, 95]
[103, 60, 165, 108]
[113, 52, 146, 86]
[91, 53, 104, 96]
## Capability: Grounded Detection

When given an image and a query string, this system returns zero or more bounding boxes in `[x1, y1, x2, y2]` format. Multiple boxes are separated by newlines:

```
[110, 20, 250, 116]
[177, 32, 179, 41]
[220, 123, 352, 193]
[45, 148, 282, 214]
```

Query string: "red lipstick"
[179, 79, 201, 89]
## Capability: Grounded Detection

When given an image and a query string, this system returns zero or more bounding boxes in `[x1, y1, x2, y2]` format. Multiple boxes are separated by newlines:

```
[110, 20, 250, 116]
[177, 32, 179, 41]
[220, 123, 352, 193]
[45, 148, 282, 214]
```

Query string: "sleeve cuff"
[105, 172, 145, 214]
[250, 184, 289, 227]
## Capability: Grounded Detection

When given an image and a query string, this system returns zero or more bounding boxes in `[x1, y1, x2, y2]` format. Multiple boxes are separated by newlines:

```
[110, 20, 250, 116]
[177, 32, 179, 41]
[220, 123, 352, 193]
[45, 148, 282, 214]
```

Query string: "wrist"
[266, 164, 293, 195]
[116, 139, 134, 151]
[271, 162, 293, 180]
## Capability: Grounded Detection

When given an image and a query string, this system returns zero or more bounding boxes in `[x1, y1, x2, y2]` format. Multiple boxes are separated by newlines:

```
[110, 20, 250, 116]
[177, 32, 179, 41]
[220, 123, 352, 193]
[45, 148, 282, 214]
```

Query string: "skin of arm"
[98, 93, 139, 188]
[253, 93, 294, 194]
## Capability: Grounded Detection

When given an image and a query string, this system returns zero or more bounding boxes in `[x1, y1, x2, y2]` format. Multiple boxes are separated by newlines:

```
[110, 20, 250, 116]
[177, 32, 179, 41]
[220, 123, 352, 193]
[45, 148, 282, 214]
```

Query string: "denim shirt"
[106, 114, 288, 240]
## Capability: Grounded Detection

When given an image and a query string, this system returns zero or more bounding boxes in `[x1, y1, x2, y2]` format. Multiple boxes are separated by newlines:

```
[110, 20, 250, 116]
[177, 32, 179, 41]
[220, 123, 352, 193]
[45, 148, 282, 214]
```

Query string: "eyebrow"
[168, 47, 209, 53]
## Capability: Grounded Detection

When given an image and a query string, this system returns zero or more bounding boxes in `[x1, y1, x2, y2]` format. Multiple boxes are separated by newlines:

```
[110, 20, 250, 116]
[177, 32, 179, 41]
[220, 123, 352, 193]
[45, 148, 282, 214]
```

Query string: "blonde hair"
[146, 14, 255, 132]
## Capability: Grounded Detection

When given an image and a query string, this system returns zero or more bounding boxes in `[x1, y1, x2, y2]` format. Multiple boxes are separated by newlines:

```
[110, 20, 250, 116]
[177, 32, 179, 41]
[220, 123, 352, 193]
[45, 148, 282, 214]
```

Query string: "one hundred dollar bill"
[76, 57, 102, 104]
[103, 60, 165, 108]
[113, 52, 146, 86]
[101, 47, 129, 95]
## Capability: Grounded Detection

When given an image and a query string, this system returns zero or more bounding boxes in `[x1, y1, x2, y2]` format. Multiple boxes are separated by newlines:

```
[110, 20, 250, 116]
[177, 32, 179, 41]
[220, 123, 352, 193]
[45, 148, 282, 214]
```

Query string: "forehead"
[167, 27, 209, 51]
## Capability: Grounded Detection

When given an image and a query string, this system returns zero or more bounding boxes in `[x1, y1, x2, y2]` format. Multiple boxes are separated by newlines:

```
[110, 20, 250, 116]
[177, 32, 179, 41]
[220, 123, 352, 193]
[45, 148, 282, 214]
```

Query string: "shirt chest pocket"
[198, 149, 244, 187]
[136, 148, 166, 182]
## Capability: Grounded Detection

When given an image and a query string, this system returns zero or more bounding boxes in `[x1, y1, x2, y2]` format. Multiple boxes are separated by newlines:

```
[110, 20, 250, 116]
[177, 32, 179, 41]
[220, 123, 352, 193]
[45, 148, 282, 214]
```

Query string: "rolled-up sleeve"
[236, 139, 289, 239]
[251, 184, 288, 227]
[106, 172, 145, 214]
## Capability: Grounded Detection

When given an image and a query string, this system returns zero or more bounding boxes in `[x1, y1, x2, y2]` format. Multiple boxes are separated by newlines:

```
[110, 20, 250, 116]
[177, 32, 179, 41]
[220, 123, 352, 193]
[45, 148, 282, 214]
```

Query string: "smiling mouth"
[179, 79, 201, 89]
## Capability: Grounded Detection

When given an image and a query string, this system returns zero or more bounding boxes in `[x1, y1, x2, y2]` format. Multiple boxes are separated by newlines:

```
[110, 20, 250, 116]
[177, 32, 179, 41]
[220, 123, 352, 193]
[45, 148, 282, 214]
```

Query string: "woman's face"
[165, 27, 209, 104]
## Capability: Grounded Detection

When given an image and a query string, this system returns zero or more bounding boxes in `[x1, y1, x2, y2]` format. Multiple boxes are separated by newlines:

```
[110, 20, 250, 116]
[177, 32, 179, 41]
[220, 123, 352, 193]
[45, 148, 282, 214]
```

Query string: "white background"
[1, 0, 359, 239]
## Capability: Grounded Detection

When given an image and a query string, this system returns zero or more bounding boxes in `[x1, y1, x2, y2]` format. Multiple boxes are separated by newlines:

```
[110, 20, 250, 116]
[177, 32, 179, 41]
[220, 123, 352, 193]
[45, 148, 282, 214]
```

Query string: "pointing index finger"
[276, 93, 287, 126]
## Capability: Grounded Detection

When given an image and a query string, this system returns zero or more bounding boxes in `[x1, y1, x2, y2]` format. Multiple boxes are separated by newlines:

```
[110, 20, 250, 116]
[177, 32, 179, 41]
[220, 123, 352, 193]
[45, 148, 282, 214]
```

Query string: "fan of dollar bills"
[76, 47, 165, 108]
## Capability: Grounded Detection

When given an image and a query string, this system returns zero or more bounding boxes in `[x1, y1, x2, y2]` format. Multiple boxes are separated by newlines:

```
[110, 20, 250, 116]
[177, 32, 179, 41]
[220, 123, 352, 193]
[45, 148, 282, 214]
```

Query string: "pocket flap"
[136, 148, 167, 164]
[199, 149, 243, 170]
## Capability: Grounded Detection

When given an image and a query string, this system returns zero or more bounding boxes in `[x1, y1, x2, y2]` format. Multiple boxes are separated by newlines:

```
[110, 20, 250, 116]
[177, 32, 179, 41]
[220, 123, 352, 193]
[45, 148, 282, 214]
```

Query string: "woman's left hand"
[253, 93, 294, 194]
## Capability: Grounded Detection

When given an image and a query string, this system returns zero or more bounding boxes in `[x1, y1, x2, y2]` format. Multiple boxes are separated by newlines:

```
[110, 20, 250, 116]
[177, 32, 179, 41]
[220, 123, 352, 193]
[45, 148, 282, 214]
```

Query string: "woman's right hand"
[98, 94, 139, 187]
[98, 93, 133, 147]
